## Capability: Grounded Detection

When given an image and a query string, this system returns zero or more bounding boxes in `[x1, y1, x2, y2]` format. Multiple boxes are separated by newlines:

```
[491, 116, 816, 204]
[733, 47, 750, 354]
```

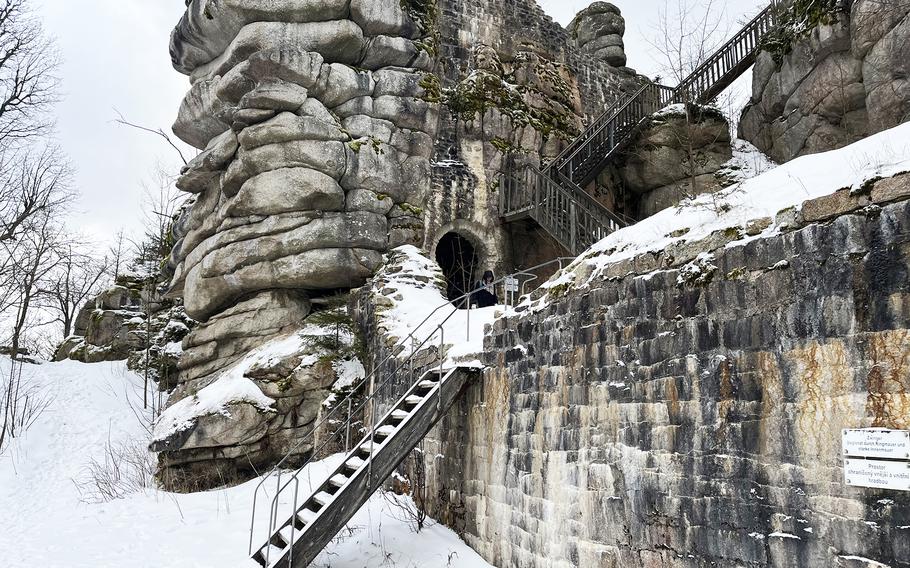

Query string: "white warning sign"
[844, 458, 910, 491]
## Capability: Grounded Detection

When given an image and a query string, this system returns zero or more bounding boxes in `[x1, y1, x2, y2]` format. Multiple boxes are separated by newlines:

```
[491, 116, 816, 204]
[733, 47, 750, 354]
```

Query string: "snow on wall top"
[519, 121, 910, 312]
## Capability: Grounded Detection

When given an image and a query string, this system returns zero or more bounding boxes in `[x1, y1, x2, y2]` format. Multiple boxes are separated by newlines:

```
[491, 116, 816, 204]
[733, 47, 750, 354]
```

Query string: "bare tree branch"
[112, 108, 189, 166]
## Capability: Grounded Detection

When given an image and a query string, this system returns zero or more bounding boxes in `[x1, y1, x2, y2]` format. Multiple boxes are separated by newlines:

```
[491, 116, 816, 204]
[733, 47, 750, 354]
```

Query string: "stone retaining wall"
[407, 177, 910, 567]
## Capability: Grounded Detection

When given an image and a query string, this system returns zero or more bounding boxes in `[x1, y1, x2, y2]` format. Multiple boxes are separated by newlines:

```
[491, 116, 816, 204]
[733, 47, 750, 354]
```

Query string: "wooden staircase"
[500, 2, 781, 255]
[250, 367, 475, 568]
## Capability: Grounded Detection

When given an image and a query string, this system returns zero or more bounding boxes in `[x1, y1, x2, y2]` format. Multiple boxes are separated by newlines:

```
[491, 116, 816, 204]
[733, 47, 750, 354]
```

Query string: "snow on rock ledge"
[151, 308, 367, 491]
[360, 245, 499, 368]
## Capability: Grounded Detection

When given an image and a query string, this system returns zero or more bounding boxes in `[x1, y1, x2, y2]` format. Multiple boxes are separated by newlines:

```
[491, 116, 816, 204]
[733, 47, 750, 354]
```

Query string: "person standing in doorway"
[471, 270, 498, 308]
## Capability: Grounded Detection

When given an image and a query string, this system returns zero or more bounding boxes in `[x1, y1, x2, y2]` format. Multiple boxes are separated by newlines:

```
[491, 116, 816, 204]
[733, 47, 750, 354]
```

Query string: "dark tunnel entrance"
[435, 232, 480, 307]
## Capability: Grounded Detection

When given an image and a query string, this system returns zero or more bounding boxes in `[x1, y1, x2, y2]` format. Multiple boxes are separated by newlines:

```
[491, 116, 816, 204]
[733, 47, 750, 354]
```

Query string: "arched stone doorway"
[435, 232, 480, 306]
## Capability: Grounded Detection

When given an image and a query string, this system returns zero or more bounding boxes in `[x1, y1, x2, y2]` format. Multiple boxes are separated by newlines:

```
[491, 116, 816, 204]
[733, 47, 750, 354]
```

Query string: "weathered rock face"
[165, 0, 444, 415]
[389, 178, 910, 567]
[54, 275, 194, 377]
[160, 0, 649, 483]
[568, 2, 627, 67]
[53, 284, 144, 363]
[152, 311, 365, 491]
[740, 0, 910, 163]
[421, 0, 645, 274]
[618, 104, 733, 218]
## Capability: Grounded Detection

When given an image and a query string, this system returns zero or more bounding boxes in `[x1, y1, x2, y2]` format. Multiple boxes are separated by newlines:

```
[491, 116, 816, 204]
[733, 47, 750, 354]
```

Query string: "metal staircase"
[500, 2, 781, 255]
[247, 257, 576, 568]
[251, 366, 474, 568]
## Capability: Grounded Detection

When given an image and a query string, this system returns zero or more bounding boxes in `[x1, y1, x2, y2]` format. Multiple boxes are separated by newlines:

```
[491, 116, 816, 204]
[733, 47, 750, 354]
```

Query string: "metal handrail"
[499, 165, 628, 255]
[248, 254, 576, 562]
[554, 82, 675, 177]
[503, 1, 783, 253]
[547, 85, 645, 172]
[675, 3, 778, 103]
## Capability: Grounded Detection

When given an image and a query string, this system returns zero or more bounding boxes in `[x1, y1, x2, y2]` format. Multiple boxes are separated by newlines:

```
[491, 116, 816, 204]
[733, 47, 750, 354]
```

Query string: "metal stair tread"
[329, 474, 349, 487]
[298, 508, 318, 523]
[252, 544, 283, 567]
[346, 456, 366, 469]
[312, 491, 335, 506]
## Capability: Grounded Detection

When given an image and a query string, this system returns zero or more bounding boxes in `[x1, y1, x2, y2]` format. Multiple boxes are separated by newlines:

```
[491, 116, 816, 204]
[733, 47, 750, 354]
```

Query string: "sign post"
[842, 429, 910, 492]
[504, 277, 519, 306]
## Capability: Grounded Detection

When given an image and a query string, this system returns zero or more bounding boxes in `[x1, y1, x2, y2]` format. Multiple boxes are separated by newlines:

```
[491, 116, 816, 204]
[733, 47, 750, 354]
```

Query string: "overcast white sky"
[33, 0, 765, 245]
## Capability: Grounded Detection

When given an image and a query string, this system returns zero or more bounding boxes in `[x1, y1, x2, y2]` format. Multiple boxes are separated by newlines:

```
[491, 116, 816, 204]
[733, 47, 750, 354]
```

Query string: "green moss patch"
[761, 0, 846, 64]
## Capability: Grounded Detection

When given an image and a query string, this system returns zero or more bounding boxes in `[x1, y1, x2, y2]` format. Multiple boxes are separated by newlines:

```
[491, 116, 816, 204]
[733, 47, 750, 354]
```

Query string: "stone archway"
[435, 232, 481, 306]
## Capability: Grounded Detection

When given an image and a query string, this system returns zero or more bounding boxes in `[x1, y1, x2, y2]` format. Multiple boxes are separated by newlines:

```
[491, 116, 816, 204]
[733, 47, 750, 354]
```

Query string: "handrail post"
[344, 397, 352, 452]
[466, 295, 471, 342]
[569, 201, 578, 255]
[437, 325, 445, 414]
[367, 362, 375, 486]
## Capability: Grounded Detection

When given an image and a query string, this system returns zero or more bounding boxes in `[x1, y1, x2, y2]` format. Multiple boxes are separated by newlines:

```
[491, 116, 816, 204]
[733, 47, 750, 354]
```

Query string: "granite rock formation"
[152, 305, 365, 491]
[54, 274, 193, 383]
[53, 283, 144, 363]
[568, 2, 627, 67]
[166, 0, 440, 395]
[617, 104, 733, 218]
[740, 0, 910, 162]
[159, 0, 649, 484]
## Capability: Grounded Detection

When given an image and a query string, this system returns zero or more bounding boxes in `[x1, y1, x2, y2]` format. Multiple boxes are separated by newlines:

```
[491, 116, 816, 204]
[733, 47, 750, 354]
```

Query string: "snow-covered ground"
[371, 245, 500, 366]
[0, 357, 493, 568]
[716, 138, 777, 184]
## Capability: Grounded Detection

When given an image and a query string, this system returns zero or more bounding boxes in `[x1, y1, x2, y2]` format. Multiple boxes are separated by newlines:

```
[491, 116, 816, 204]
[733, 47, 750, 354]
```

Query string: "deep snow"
[0, 357, 493, 568]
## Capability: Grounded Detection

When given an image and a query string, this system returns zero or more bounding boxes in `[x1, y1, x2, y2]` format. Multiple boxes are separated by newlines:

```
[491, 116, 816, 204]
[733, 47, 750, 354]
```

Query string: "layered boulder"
[166, 0, 440, 388]
[740, 0, 910, 162]
[151, 305, 366, 491]
[568, 2, 628, 67]
[616, 104, 733, 217]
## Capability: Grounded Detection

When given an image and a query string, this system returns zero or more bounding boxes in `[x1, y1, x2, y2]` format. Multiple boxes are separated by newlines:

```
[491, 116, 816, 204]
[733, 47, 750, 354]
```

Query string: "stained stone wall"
[405, 178, 910, 567]
[740, 0, 910, 163]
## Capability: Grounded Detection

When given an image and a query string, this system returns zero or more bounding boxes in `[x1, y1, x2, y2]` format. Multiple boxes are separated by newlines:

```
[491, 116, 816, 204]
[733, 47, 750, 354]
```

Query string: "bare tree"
[0, 358, 52, 454]
[40, 242, 110, 338]
[129, 163, 186, 270]
[0, 144, 72, 241]
[113, 109, 189, 166]
[108, 229, 126, 281]
[0, 0, 59, 146]
[649, 0, 728, 86]
[633, 0, 736, 209]
[6, 210, 61, 359]
[0, 145, 72, 353]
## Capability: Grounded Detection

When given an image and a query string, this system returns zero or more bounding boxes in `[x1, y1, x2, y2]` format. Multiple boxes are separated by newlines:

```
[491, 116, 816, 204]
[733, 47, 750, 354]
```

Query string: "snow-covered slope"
[368, 245, 500, 365]
[0, 357, 493, 568]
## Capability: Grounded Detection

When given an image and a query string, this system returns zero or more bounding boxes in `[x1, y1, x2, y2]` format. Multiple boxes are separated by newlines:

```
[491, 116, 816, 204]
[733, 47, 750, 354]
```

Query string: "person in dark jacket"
[471, 270, 498, 308]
